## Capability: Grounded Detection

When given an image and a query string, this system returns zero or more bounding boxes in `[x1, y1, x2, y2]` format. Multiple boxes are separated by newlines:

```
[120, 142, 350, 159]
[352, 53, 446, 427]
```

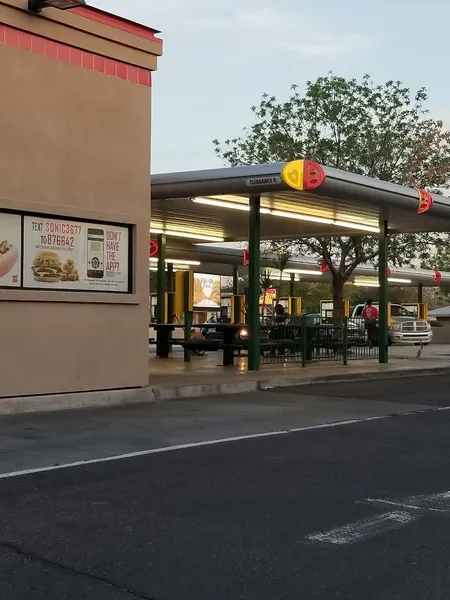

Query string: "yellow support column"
[419, 303, 428, 320]
[288, 297, 302, 316]
[173, 272, 185, 322]
[231, 295, 245, 323]
[342, 300, 350, 317]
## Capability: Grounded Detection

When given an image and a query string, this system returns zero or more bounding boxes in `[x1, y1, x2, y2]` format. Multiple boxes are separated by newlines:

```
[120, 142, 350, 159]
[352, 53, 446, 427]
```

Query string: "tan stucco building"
[0, 0, 162, 400]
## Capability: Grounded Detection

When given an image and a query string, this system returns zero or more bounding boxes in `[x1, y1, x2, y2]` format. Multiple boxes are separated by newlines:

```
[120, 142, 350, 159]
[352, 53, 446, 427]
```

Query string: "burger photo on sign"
[0, 240, 19, 278]
[32, 251, 63, 283]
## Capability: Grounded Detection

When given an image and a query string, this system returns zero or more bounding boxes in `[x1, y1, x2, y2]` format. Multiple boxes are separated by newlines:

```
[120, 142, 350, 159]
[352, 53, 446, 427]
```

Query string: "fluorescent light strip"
[149, 258, 201, 266]
[271, 210, 334, 226]
[192, 197, 271, 214]
[285, 269, 323, 276]
[334, 220, 379, 234]
[149, 267, 182, 272]
[150, 228, 224, 243]
[354, 282, 379, 287]
[354, 278, 413, 286]
[388, 278, 412, 284]
[267, 274, 297, 281]
[191, 198, 378, 234]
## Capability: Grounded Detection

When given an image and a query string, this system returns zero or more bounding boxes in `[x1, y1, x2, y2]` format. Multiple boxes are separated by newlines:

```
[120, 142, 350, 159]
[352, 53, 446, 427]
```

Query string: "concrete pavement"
[0, 375, 445, 476]
[1, 375, 450, 598]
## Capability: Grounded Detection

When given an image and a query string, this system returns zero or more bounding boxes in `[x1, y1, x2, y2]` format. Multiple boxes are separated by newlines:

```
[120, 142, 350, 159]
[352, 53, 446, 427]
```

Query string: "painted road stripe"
[0, 405, 448, 480]
[305, 511, 418, 545]
[366, 491, 450, 513]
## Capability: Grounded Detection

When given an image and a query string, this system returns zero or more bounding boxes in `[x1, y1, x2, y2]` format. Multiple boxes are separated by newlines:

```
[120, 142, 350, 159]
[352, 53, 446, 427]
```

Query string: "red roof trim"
[72, 6, 163, 44]
[0, 24, 152, 87]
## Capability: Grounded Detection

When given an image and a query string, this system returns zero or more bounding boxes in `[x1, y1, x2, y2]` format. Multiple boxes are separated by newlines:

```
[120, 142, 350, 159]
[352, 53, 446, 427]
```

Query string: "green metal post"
[342, 316, 348, 366]
[248, 194, 261, 371]
[289, 273, 295, 298]
[418, 283, 423, 304]
[167, 263, 174, 293]
[301, 314, 307, 368]
[156, 234, 166, 324]
[183, 270, 193, 363]
[378, 219, 389, 363]
[233, 266, 239, 295]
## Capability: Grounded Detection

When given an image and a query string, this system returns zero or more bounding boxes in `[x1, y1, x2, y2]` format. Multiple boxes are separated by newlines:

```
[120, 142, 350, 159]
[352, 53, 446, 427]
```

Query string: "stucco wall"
[0, 2, 161, 397]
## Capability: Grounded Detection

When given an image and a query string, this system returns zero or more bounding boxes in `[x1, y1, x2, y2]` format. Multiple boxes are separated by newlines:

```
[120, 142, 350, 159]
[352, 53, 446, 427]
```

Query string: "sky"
[91, 0, 450, 175]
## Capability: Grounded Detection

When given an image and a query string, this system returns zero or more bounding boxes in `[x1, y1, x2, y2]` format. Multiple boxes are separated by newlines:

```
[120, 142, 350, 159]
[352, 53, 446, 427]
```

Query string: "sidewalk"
[1, 347, 449, 416]
[148, 348, 450, 400]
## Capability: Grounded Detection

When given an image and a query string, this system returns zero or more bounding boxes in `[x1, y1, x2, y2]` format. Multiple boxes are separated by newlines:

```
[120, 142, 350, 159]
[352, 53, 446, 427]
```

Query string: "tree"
[421, 241, 450, 304]
[271, 247, 294, 298]
[213, 74, 450, 314]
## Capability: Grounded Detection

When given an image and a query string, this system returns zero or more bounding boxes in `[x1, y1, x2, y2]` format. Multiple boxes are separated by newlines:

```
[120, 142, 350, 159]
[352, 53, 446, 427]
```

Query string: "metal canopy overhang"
[150, 239, 450, 287]
[151, 162, 450, 241]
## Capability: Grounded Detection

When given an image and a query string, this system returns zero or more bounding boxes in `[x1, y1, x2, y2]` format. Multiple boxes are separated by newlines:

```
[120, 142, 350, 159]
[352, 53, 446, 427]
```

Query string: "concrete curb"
[151, 380, 257, 401]
[0, 387, 155, 416]
[1, 365, 450, 415]
[256, 365, 450, 390]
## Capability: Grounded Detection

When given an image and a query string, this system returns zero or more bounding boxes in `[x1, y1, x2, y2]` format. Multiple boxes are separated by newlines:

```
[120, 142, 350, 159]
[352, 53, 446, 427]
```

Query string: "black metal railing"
[260, 316, 379, 365]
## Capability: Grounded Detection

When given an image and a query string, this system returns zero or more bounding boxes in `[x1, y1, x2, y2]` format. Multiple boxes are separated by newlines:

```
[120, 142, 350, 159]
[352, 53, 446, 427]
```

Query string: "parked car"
[303, 313, 368, 349]
[200, 316, 248, 342]
[351, 303, 432, 346]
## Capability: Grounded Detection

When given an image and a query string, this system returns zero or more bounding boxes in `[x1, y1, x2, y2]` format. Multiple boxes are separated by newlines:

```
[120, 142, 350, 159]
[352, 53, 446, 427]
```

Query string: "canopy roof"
[151, 160, 450, 241]
[150, 238, 450, 288]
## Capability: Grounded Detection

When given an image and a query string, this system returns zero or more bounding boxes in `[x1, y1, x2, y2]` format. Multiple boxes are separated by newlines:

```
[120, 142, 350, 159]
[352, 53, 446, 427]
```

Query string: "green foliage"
[213, 74, 450, 187]
[422, 241, 450, 303]
[213, 73, 450, 313]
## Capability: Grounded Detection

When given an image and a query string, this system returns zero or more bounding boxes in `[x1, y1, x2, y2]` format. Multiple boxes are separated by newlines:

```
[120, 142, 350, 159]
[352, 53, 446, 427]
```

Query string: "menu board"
[320, 301, 334, 318]
[0, 212, 21, 288]
[23, 216, 130, 292]
[194, 273, 221, 308]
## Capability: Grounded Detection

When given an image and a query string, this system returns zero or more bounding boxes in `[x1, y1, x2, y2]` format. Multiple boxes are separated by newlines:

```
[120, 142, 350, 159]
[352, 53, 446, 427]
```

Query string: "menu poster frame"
[193, 272, 222, 309]
[0, 211, 22, 288]
[0, 209, 133, 294]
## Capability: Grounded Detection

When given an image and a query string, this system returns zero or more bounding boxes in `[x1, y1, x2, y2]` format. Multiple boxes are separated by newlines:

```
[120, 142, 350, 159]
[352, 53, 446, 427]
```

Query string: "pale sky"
[91, 0, 450, 175]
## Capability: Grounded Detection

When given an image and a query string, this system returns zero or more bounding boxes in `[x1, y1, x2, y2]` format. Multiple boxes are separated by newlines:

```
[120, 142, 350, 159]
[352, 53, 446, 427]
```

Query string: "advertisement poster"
[0, 212, 21, 287]
[23, 216, 130, 292]
[259, 288, 277, 306]
[194, 273, 221, 308]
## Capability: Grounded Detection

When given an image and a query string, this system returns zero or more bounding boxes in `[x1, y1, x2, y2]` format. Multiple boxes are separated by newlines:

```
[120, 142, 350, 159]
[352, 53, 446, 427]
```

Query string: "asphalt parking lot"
[1, 375, 450, 599]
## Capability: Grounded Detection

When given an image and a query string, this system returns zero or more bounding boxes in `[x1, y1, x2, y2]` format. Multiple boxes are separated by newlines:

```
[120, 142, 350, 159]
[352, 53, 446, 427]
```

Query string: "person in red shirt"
[362, 299, 379, 347]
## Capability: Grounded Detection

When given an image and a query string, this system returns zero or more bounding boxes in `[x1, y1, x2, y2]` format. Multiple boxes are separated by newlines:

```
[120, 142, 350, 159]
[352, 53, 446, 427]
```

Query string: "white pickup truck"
[351, 303, 433, 346]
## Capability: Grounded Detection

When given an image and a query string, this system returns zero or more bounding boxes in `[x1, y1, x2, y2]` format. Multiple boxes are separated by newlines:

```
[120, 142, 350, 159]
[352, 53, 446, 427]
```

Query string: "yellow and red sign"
[417, 189, 433, 214]
[281, 160, 326, 191]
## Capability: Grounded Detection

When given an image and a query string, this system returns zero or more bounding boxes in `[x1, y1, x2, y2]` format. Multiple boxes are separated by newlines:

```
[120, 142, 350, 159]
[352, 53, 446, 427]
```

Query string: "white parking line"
[366, 491, 450, 513]
[0, 405, 448, 480]
[305, 511, 418, 545]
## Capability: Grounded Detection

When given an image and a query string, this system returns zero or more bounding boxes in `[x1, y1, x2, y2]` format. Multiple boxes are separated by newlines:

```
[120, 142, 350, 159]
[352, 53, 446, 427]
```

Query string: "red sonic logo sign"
[149, 240, 158, 257]
[417, 189, 433, 214]
[319, 258, 329, 273]
[434, 270, 442, 283]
